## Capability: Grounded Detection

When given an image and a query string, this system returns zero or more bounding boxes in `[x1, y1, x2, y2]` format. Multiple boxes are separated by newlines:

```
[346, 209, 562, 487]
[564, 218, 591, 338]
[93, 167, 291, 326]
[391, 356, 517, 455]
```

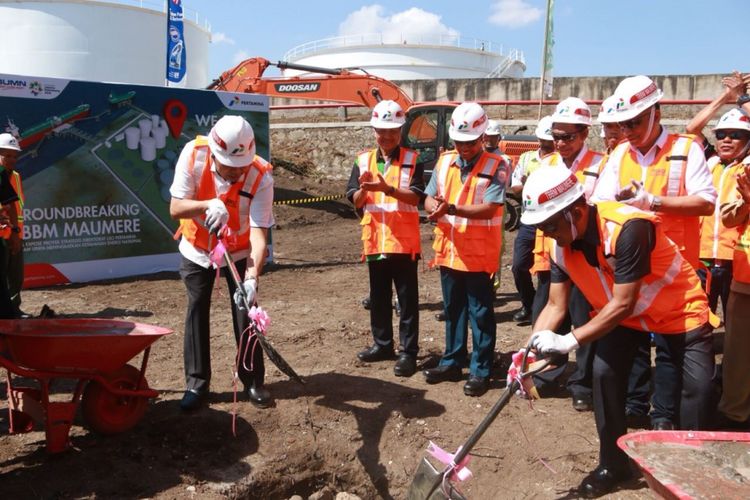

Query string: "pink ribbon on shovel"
[208, 239, 227, 269]
[427, 441, 472, 481]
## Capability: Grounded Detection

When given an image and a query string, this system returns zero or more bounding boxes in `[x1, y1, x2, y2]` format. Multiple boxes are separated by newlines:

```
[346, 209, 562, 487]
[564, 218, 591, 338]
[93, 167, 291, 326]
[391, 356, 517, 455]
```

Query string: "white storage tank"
[0, 0, 211, 87]
[282, 34, 526, 81]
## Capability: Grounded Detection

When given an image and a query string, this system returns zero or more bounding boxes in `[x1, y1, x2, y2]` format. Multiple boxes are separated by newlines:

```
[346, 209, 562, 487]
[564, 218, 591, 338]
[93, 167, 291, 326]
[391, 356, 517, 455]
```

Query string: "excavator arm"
[208, 57, 414, 110]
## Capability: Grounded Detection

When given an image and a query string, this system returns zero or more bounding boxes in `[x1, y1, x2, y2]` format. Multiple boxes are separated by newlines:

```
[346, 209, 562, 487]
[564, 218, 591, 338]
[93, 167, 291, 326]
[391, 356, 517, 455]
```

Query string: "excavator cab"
[401, 103, 456, 185]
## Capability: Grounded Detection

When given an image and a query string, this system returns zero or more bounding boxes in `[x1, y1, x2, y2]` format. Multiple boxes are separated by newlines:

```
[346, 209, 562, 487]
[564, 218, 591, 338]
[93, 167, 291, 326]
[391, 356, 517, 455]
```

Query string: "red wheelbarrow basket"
[0, 318, 172, 453]
[618, 430, 750, 499]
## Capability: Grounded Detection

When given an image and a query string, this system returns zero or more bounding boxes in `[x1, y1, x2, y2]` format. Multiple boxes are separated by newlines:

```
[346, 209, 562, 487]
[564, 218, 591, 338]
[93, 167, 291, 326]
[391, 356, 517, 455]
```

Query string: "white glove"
[205, 198, 229, 233]
[530, 330, 580, 356]
[233, 277, 257, 311]
[621, 181, 654, 211]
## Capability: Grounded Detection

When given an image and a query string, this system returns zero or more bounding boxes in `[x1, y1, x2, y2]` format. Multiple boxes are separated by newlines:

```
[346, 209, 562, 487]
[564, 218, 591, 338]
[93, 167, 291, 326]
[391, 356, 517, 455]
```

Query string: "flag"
[166, 0, 187, 87]
[542, 0, 555, 97]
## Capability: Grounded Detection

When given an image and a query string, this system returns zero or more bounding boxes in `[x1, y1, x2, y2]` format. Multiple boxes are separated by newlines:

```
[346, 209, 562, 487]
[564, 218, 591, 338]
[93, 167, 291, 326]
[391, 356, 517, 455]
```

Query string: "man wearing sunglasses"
[422, 102, 508, 397]
[591, 75, 717, 432]
[525, 166, 714, 496]
[526, 97, 606, 410]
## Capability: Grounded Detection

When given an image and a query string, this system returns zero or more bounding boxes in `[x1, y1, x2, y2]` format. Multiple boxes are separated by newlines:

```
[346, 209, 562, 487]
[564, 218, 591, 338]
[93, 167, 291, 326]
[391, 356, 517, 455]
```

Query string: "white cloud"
[338, 5, 459, 43]
[489, 0, 543, 28]
[212, 32, 235, 45]
[232, 50, 249, 65]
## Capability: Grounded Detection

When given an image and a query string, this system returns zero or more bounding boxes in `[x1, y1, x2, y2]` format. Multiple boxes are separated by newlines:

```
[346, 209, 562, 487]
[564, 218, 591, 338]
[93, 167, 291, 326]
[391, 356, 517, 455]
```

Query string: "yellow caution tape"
[273, 194, 346, 206]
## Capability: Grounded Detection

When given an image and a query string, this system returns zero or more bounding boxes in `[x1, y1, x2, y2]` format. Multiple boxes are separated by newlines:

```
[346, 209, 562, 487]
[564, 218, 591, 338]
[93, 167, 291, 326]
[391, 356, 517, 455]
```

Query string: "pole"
[537, 0, 552, 119]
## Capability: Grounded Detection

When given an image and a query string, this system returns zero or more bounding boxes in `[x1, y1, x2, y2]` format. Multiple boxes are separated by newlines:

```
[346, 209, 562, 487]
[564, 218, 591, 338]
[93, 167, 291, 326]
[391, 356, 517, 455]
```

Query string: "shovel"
[406, 346, 550, 500]
[218, 238, 305, 385]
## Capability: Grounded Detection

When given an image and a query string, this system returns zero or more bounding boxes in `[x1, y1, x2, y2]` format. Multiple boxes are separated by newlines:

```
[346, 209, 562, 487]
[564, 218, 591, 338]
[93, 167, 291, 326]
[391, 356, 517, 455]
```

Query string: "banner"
[166, 0, 187, 87]
[542, 0, 555, 97]
[0, 73, 269, 287]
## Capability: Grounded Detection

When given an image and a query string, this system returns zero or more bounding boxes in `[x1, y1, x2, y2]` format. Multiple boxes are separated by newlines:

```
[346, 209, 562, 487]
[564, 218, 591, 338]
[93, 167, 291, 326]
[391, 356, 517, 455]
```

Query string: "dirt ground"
[0, 166, 658, 499]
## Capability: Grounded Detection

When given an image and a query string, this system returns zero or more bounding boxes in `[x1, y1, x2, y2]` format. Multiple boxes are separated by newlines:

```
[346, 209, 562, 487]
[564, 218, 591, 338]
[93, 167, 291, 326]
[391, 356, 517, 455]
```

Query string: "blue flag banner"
[166, 0, 187, 87]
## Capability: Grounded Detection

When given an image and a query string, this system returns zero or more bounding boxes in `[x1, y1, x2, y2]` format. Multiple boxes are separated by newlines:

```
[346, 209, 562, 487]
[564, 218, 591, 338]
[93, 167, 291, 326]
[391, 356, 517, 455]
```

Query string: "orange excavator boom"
[208, 57, 414, 110]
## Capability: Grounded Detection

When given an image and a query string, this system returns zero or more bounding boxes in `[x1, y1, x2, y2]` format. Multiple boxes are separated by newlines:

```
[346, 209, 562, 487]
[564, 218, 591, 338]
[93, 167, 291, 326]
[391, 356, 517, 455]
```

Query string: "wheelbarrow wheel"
[82, 364, 149, 435]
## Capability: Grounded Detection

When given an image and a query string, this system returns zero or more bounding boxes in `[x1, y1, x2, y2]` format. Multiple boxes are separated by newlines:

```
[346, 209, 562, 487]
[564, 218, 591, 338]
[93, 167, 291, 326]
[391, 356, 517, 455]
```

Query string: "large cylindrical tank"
[0, 0, 211, 87]
[282, 34, 526, 81]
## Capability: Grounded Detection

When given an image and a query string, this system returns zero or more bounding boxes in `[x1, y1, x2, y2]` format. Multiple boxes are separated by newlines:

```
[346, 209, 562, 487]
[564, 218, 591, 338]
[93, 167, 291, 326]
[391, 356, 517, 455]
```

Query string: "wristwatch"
[650, 196, 662, 211]
[737, 94, 750, 107]
[447, 204, 457, 216]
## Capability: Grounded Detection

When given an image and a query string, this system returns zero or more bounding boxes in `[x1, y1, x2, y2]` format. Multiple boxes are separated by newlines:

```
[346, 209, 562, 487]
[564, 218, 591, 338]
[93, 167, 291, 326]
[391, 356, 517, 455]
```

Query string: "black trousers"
[0, 241, 16, 319]
[180, 256, 264, 393]
[368, 255, 419, 356]
[594, 324, 714, 472]
[512, 223, 536, 311]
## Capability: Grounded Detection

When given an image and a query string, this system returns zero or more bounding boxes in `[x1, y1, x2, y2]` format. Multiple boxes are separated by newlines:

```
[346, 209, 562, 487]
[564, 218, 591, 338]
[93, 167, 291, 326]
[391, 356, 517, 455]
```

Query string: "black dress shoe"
[652, 420, 674, 431]
[180, 389, 206, 412]
[512, 306, 530, 323]
[247, 385, 272, 409]
[357, 344, 396, 362]
[393, 354, 417, 377]
[463, 376, 489, 397]
[362, 297, 371, 310]
[578, 466, 632, 498]
[572, 395, 594, 412]
[435, 312, 446, 321]
[423, 364, 462, 384]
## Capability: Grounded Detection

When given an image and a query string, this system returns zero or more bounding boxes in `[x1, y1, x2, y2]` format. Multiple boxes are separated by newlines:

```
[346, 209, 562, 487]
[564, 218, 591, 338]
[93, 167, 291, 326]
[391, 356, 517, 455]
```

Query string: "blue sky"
[185, 0, 749, 80]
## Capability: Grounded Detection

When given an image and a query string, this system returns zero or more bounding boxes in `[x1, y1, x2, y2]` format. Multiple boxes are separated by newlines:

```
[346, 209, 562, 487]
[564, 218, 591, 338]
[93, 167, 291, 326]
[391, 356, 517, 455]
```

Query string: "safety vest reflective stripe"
[699, 156, 742, 260]
[176, 136, 270, 253]
[431, 151, 503, 273]
[551, 201, 708, 333]
[357, 148, 421, 257]
[617, 133, 700, 268]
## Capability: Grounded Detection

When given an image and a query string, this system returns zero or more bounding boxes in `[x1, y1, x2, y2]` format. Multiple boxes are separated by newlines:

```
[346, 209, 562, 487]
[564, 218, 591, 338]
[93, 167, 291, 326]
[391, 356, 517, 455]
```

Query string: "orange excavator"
[209, 57, 534, 229]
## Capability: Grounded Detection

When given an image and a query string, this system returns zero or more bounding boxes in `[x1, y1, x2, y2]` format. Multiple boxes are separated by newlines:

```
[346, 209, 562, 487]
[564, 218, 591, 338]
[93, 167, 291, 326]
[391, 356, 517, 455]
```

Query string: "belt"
[705, 258, 733, 268]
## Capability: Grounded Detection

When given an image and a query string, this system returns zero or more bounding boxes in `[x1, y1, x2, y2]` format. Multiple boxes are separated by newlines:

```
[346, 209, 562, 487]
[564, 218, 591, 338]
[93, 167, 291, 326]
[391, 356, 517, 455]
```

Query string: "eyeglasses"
[715, 130, 749, 141]
[454, 138, 480, 147]
[619, 113, 648, 130]
[551, 132, 578, 143]
[535, 212, 565, 234]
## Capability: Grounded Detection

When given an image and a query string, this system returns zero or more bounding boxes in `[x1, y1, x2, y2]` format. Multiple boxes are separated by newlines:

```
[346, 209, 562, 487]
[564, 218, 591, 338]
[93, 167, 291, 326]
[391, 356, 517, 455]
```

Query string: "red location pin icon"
[163, 99, 187, 138]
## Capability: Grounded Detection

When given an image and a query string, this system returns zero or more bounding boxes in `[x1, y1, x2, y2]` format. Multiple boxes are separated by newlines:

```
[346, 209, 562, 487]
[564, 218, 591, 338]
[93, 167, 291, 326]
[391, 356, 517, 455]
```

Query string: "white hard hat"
[0, 133, 21, 152]
[485, 119, 503, 136]
[713, 108, 750, 133]
[449, 102, 488, 141]
[551, 97, 592, 126]
[208, 115, 256, 167]
[520, 166, 584, 226]
[597, 95, 620, 124]
[534, 115, 554, 141]
[611, 75, 663, 122]
[370, 100, 405, 129]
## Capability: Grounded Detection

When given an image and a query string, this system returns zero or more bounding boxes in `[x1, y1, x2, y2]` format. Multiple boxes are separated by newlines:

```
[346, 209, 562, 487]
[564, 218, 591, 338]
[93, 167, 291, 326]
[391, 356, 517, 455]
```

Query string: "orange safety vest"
[357, 147, 421, 258]
[175, 136, 271, 253]
[551, 201, 709, 334]
[0, 170, 23, 240]
[430, 150, 505, 274]
[615, 133, 700, 268]
[530, 148, 604, 274]
[733, 221, 750, 285]
[699, 156, 742, 261]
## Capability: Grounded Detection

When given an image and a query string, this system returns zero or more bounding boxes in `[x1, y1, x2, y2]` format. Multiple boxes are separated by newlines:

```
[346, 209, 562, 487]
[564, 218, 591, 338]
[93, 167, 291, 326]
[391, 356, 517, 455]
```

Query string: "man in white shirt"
[169, 115, 274, 411]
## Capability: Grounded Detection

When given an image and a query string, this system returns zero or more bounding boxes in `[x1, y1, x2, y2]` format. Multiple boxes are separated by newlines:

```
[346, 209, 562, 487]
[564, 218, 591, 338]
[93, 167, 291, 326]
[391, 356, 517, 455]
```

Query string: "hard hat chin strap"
[563, 210, 578, 240]
[642, 106, 657, 146]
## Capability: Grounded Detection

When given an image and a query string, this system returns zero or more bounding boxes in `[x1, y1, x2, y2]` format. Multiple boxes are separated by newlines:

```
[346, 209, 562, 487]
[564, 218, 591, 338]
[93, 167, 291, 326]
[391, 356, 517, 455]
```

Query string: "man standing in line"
[509, 116, 555, 324]
[0, 134, 26, 318]
[422, 102, 507, 397]
[592, 75, 717, 431]
[170, 115, 274, 411]
[347, 100, 423, 377]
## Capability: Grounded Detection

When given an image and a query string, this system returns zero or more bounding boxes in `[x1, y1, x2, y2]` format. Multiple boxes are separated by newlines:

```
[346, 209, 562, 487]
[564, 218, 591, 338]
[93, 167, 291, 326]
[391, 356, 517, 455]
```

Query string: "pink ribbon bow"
[506, 349, 537, 398]
[427, 441, 472, 481]
[249, 306, 270, 333]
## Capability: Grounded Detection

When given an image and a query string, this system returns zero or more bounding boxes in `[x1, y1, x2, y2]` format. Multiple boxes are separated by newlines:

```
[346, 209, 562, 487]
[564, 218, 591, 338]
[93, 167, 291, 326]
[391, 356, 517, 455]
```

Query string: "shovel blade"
[406, 458, 466, 500]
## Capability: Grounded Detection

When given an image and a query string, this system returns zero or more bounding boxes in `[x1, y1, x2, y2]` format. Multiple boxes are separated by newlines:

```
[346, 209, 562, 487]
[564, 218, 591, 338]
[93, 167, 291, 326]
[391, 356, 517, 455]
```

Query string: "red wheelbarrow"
[618, 430, 750, 498]
[0, 318, 172, 453]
